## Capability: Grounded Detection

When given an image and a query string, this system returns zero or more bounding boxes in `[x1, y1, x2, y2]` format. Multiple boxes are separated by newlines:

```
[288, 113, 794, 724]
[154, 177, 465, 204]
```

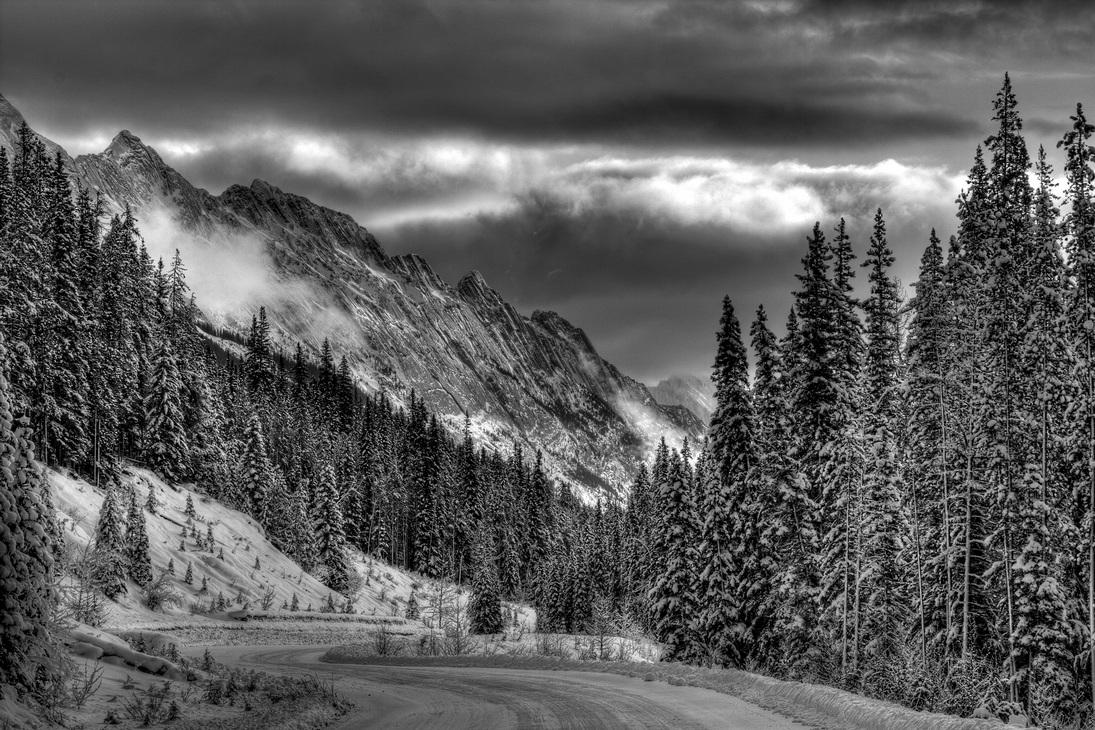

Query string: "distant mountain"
[649, 374, 715, 424]
[0, 94, 702, 499]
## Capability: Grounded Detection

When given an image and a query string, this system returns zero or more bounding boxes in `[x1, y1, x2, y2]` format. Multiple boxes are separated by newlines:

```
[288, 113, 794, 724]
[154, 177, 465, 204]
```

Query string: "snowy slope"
[48, 465, 422, 629]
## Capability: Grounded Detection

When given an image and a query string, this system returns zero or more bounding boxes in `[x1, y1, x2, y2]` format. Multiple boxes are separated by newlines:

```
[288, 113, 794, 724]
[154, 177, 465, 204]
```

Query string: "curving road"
[205, 645, 808, 730]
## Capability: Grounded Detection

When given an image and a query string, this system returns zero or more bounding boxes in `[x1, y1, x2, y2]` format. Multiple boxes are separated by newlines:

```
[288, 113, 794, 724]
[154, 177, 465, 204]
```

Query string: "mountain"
[0, 93, 702, 499]
[648, 374, 716, 424]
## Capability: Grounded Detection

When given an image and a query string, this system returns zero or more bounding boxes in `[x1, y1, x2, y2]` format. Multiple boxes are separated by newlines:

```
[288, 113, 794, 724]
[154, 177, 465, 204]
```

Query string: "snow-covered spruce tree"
[525, 450, 555, 579]
[1006, 144, 1074, 719]
[649, 449, 699, 661]
[906, 229, 955, 655]
[314, 462, 349, 592]
[1059, 101, 1095, 715]
[624, 462, 654, 628]
[142, 338, 190, 482]
[697, 296, 756, 667]
[857, 208, 908, 698]
[405, 591, 420, 620]
[783, 222, 841, 677]
[244, 307, 275, 398]
[744, 305, 791, 664]
[2, 125, 50, 420]
[0, 332, 59, 696]
[288, 481, 317, 570]
[125, 490, 153, 587]
[241, 412, 271, 524]
[945, 145, 996, 663]
[94, 481, 128, 599]
[980, 75, 1036, 704]
[817, 217, 867, 684]
[144, 484, 159, 514]
[497, 505, 523, 600]
[468, 543, 504, 635]
[43, 152, 91, 467]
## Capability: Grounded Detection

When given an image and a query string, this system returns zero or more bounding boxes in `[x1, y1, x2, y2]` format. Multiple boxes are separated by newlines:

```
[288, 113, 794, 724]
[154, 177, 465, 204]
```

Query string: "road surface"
[206, 645, 809, 730]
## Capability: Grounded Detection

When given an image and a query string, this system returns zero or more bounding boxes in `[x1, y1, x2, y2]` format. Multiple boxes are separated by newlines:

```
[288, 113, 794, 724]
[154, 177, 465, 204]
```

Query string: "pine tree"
[698, 297, 756, 666]
[142, 339, 190, 482]
[244, 307, 275, 397]
[468, 543, 504, 634]
[315, 462, 348, 592]
[94, 482, 128, 598]
[241, 413, 271, 524]
[0, 332, 58, 695]
[184, 561, 193, 585]
[126, 491, 153, 587]
[144, 484, 159, 514]
[906, 229, 956, 654]
[857, 208, 907, 694]
[649, 451, 699, 661]
[43, 152, 91, 466]
[1059, 100, 1095, 714]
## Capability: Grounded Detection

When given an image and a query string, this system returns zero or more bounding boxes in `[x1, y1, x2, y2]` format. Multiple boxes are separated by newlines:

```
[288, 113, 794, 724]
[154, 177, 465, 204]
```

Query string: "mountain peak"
[250, 178, 285, 198]
[649, 374, 715, 423]
[105, 129, 148, 156]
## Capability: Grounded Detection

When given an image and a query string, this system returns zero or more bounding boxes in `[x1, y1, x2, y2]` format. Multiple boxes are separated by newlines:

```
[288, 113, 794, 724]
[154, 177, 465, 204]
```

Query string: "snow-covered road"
[205, 645, 808, 730]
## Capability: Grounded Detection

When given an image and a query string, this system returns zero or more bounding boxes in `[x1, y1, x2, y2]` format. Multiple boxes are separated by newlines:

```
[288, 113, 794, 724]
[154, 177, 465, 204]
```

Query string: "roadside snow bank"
[67, 623, 190, 681]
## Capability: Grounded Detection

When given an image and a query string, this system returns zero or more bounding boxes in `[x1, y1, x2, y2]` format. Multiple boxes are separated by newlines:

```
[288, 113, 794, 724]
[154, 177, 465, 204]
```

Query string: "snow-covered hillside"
[49, 465, 421, 629]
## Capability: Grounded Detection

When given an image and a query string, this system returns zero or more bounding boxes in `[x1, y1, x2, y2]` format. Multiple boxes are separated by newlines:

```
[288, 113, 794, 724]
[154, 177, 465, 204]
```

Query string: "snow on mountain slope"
[49, 465, 418, 628]
[0, 93, 704, 500]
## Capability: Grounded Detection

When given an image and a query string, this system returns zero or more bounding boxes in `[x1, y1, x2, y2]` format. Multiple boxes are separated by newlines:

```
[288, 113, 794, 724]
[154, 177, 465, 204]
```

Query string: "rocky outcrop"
[649, 374, 716, 424]
[0, 94, 703, 499]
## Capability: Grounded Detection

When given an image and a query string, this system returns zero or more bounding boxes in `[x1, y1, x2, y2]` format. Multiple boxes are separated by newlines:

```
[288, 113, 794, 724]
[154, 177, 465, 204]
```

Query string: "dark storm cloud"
[376, 204, 803, 382]
[373, 184, 951, 382]
[7, 0, 1079, 150]
[2, 0, 1085, 382]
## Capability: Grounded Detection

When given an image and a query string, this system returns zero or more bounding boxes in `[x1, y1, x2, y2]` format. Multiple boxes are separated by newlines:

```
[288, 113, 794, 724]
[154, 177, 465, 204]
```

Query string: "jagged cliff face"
[649, 374, 716, 424]
[0, 94, 702, 499]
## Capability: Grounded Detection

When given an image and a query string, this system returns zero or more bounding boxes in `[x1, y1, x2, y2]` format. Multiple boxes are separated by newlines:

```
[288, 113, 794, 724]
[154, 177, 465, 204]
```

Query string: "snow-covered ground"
[34, 465, 1019, 730]
[49, 465, 425, 630]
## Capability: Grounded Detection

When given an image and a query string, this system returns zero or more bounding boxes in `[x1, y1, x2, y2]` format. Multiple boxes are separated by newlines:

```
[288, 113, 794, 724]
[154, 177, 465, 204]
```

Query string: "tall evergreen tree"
[142, 339, 189, 481]
[125, 491, 153, 587]
[314, 462, 348, 592]
[698, 297, 756, 666]
[468, 541, 504, 635]
[0, 332, 58, 695]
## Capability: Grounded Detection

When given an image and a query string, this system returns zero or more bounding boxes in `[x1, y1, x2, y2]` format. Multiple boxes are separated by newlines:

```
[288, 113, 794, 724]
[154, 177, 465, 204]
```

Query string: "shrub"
[142, 569, 184, 611]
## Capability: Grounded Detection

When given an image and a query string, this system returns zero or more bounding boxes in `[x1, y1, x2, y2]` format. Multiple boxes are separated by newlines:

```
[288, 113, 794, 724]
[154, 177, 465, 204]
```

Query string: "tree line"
[627, 76, 1095, 725]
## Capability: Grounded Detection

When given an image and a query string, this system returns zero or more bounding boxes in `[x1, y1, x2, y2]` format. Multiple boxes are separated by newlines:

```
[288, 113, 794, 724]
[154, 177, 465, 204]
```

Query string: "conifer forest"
[4, 71, 1095, 727]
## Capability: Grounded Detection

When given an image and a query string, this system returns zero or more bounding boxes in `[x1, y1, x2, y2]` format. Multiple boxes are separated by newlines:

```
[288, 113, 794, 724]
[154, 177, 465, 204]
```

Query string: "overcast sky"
[3, 0, 1093, 384]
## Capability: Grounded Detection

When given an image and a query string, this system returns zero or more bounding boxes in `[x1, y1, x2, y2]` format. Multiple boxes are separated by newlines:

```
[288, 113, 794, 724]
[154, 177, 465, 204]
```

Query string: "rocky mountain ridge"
[0, 93, 703, 499]
[649, 374, 716, 424]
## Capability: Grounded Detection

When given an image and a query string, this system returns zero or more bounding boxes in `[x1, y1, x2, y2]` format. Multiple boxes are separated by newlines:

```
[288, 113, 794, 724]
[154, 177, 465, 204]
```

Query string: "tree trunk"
[939, 369, 953, 646]
[962, 448, 974, 661]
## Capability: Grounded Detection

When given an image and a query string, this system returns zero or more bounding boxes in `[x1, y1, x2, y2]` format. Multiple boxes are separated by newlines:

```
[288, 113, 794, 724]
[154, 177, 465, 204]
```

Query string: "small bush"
[366, 626, 403, 656]
[68, 662, 103, 709]
[142, 569, 184, 612]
